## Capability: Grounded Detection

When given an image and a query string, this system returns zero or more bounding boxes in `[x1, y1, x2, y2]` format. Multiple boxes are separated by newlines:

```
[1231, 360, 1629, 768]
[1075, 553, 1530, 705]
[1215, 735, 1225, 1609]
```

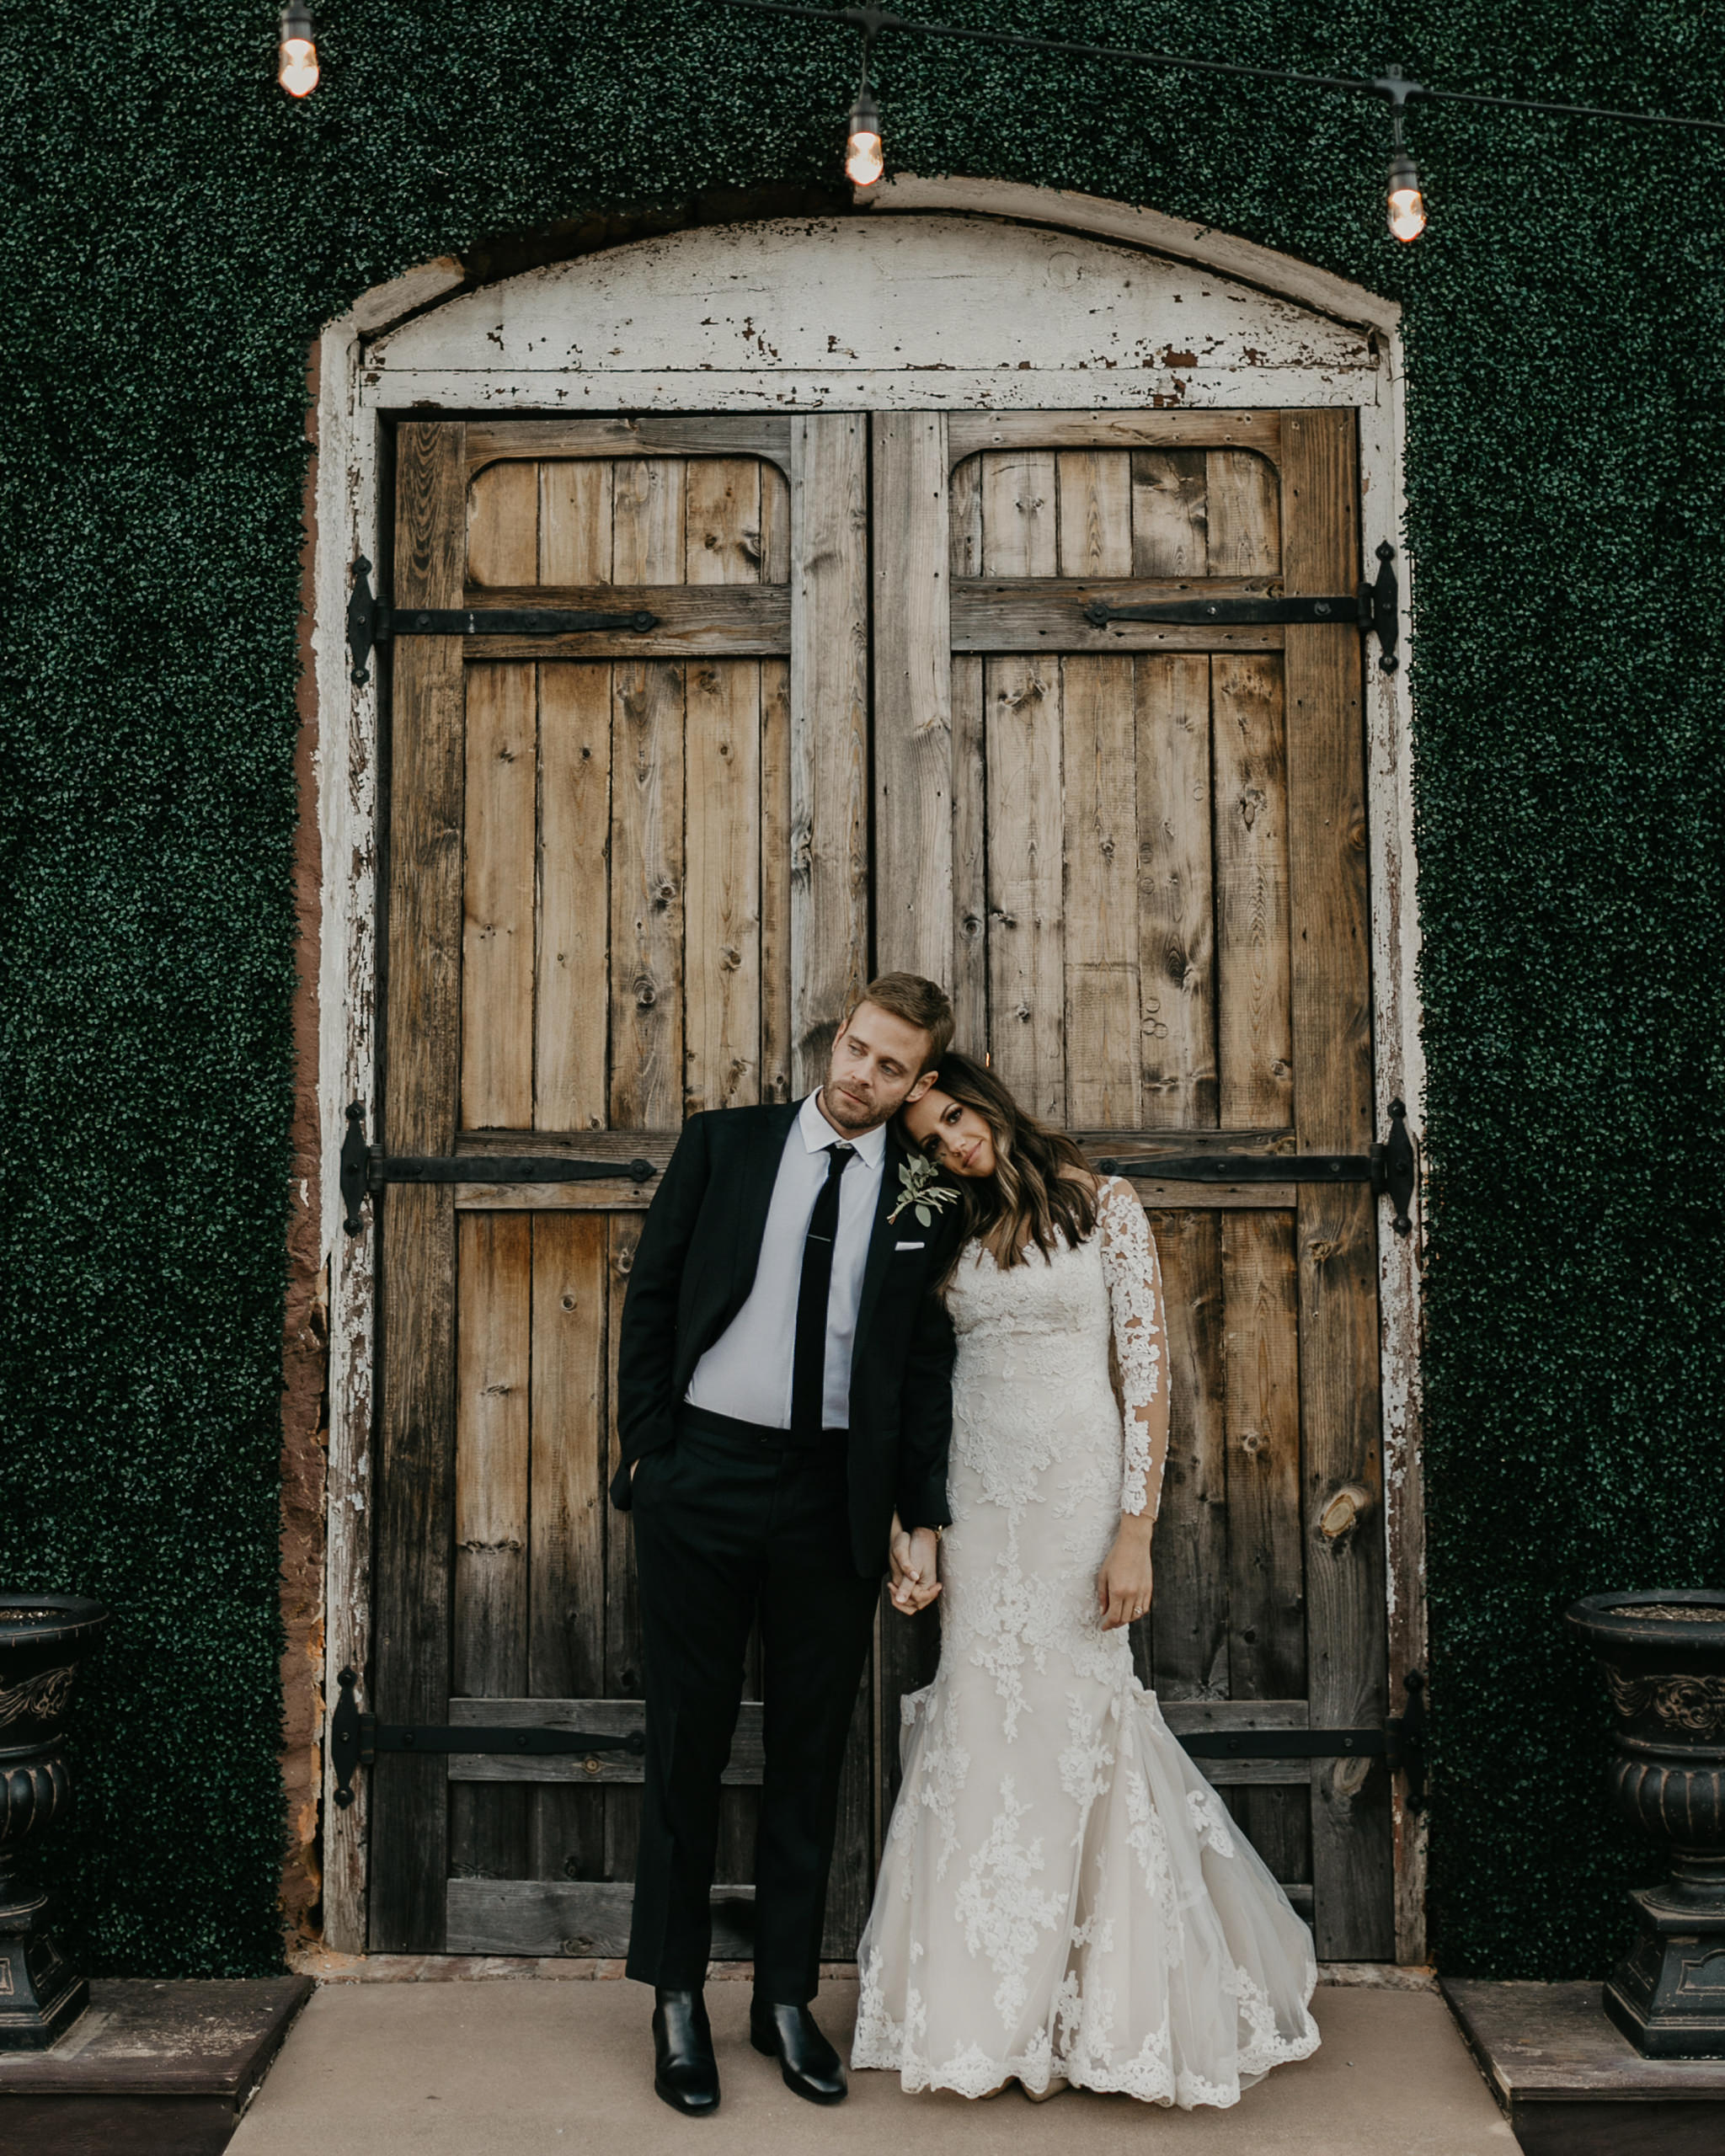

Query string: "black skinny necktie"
[791, 1141, 856, 1439]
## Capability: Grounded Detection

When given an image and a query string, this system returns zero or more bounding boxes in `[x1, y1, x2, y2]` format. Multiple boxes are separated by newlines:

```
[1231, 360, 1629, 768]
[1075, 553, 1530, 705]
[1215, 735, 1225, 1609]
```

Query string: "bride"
[852, 1053, 1320, 2107]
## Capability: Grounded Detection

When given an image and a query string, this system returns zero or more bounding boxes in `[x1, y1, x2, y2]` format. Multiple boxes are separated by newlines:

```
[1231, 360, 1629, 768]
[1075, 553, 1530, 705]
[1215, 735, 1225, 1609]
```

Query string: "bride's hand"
[1097, 1518, 1154, 1630]
[889, 1517, 942, 1614]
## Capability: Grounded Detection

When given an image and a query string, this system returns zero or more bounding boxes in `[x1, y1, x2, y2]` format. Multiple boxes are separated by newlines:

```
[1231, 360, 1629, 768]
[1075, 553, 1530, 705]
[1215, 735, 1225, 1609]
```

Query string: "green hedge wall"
[2, 0, 1721, 1979]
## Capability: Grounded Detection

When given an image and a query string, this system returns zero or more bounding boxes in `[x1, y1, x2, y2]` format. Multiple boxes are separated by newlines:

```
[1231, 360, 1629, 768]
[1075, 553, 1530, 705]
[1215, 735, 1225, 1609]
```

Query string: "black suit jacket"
[611, 1102, 963, 1575]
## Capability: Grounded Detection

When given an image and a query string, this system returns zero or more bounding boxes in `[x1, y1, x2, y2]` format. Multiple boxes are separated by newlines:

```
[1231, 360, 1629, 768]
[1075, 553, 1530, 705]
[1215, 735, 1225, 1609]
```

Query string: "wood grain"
[1205, 451, 1282, 575]
[1212, 655, 1293, 1129]
[789, 416, 869, 1089]
[950, 654, 988, 1056]
[461, 664, 537, 1129]
[468, 415, 794, 471]
[872, 412, 953, 984]
[948, 427, 987, 1047]
[1281, 405, 1390, 1961]
[1135, 656, 1217, 1128]
[759, 658, 793, 1106]
[609, 659, 685, 1130]
[1222, 1212, 1304, 1703]
[1062, 653, 1140, 1125]
[537, 664, 611, 1132]
[1055, 448, 1132, 581]
[1222, 1207, 1311, 1898]
[371, 419, 467, 1951]
[1130, 450, 1208, 577]
[950, 578, 1283, 654]
[537, 459, 613, 588]
[980, 450, 1063, 1118]
[685, 456, 762, 586]
[450, 1699, 765, 1785]
[683, 657, 761, 1113]
[528, 1214, 609, 1881]
[466, 460, 537, 588]
[1144, 1210, 1227, 1700]
[949, 410, 1281, 462]
[604, 1216, 645, 1884]
[822, 1659, 875, 1959]
[446, 1879, 756, 1960]
[451, 1212, 532, 1884]
[985, 656, 1065, 1121]
[454, 583, 790, 659]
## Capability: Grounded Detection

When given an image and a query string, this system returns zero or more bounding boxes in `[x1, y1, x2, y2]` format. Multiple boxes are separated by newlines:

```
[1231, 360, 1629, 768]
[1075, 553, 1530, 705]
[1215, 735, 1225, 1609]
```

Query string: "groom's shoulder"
[677, 1101, 793, 1155]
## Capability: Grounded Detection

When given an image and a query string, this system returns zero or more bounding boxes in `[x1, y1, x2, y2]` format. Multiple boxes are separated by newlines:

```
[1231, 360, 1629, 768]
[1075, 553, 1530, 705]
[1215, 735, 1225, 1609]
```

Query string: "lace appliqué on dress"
[1096, 1177, 1170, 1520]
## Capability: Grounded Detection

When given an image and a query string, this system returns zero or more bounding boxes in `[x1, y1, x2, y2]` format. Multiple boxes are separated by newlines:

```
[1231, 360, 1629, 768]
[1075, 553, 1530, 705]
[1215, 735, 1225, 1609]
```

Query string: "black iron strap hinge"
[328, 1669, 645, 1810]
[1178, 1673, 1428, 1812]
[339, 1102, 656, 1235]
[1083, 542, 1401, 674]
[347, 557, 660, 685]
[1097, 1099, 1418, 1236]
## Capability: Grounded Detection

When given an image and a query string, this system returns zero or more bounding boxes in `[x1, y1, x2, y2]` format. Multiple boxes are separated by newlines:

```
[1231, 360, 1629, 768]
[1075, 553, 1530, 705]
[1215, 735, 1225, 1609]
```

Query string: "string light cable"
[270, 0, 1725, 245]
[706, 0, 1725, 241]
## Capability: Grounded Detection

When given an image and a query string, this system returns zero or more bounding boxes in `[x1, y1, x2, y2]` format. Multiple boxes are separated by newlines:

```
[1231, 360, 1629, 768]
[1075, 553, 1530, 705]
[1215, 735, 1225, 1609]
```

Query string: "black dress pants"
[626, 1412, 879, 2003]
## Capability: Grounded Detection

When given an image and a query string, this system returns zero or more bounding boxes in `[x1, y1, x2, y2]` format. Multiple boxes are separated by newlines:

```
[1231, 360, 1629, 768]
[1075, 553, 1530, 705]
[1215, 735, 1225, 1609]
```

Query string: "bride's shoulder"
[1092, 1172, 1151, 1235]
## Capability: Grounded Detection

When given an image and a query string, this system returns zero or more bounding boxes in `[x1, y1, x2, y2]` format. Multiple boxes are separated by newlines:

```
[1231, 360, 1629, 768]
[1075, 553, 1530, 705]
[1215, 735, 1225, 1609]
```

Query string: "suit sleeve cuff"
[897, 1471, 953, 1534]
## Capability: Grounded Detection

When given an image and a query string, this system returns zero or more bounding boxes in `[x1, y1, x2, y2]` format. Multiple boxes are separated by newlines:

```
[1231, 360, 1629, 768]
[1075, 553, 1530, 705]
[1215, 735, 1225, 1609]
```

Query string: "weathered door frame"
[308, 175, 1426, 1962]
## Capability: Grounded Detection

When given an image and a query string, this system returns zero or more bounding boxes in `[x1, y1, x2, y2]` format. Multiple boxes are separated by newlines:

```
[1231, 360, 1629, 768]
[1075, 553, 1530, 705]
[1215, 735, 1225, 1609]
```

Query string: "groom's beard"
[820, 1077, 903, 1134]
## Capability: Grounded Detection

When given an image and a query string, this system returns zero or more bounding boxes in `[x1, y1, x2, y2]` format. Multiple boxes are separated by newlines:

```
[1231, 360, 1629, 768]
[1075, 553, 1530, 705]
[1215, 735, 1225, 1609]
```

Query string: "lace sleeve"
[1097, 1177, 1171, 1521]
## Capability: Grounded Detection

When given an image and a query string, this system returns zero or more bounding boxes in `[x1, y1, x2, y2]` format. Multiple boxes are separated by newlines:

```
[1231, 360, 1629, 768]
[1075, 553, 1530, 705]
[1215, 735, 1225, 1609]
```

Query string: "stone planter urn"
[1567, 1588, 1725, 2057]
[0, 1593, 110, 2049]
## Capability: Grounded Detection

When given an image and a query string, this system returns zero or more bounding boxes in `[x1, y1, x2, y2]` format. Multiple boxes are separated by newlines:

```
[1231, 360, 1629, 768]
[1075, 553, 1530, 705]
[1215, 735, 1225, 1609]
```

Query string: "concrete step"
[1444, 1978, 1725, 2156]
[228, 1972, 1514, 2153]
[0, 1977, 312, 2156]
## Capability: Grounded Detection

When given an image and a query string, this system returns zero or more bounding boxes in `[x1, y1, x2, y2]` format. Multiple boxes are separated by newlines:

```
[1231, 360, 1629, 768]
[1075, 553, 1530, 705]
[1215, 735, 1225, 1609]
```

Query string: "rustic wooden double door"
[370, 406, 1393, 1967]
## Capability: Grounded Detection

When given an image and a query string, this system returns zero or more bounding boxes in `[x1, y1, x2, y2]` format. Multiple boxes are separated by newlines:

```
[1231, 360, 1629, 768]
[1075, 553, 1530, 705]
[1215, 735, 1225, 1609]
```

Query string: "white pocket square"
[895, 1239, 926, 1251]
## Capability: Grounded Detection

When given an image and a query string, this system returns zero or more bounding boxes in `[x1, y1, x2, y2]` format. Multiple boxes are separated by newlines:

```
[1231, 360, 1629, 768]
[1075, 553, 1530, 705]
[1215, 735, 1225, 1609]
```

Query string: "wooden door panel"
[875, 409, 1391, 1956]
[527, 1213, 608, 1885]
[1135, 654, 1215, 1127]
[375, 417, 871, 1957]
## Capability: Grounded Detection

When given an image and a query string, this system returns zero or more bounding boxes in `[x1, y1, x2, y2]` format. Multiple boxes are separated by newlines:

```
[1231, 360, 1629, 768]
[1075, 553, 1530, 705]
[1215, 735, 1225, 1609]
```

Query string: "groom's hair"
[850, 972, 954, 1072]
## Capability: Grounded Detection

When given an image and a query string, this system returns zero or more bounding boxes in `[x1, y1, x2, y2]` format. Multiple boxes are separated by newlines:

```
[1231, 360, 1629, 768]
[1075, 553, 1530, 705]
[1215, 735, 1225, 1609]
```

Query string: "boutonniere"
[888, 1153, 959, 1228]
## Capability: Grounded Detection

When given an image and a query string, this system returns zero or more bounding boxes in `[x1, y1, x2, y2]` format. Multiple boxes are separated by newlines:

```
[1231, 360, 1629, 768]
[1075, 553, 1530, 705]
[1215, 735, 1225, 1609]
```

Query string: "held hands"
[889, 1511, 943, 1615]
[1097, 1514, 1155, 1631]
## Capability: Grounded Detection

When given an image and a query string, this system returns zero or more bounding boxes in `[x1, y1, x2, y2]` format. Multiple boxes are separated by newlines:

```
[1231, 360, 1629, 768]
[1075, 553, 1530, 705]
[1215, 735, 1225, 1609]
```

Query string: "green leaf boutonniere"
[888, 1152, 959, 1229]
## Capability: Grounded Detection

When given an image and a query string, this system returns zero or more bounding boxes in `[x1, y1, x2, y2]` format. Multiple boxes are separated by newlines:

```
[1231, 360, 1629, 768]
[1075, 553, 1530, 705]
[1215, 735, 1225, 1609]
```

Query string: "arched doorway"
[309, 182, 1424, 1966]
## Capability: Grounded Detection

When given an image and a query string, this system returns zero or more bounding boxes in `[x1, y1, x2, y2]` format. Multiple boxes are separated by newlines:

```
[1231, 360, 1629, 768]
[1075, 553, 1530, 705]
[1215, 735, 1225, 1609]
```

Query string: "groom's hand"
[890, 1524, 942, 1614]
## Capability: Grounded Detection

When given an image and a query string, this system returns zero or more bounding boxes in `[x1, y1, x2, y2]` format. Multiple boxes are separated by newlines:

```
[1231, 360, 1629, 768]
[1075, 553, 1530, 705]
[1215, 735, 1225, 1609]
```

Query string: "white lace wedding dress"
[853, 1177, 1319, 2105]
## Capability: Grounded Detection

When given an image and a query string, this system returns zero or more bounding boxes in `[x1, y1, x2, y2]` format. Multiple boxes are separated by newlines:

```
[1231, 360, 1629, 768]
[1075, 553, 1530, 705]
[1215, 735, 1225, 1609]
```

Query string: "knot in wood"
[1319, 1485, 1371, 1541]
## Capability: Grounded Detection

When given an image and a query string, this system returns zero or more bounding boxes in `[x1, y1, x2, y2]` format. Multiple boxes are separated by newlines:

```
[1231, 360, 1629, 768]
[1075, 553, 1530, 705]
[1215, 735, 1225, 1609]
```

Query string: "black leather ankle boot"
[653, 1988, 719, 2116]
[750, 1999, 846, 2104]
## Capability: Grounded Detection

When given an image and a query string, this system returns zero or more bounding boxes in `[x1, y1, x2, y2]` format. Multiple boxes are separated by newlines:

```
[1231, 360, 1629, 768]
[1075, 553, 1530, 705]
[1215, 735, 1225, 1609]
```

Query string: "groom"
[612, 973, 962, 2116]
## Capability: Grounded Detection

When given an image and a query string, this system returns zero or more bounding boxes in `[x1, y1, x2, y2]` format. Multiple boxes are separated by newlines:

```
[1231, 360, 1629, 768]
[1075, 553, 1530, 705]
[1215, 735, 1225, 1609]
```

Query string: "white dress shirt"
[684, 1093, 888, 1431]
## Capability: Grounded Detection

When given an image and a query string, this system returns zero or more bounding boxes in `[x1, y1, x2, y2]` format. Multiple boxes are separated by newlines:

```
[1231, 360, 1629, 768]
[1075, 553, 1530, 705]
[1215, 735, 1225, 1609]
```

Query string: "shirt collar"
[798, 1090, 889, 1168]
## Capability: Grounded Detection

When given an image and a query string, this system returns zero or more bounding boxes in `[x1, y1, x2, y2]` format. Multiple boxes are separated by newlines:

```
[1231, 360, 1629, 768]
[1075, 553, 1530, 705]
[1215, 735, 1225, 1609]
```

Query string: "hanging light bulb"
[278, 3, 319, 98]
[846, 83, 884, 187]
[1386, 148, 1426, 242]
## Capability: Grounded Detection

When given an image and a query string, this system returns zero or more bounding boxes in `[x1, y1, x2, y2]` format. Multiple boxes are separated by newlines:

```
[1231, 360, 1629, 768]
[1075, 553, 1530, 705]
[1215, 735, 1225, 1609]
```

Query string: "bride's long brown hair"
[916, 1052, 1099, 1281]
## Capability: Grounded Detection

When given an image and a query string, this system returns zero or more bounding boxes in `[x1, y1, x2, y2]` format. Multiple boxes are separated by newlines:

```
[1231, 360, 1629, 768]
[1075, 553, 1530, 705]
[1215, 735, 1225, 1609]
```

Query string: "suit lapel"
[727, 1100, 800, 1313]
[852, 1126, 907, 1356]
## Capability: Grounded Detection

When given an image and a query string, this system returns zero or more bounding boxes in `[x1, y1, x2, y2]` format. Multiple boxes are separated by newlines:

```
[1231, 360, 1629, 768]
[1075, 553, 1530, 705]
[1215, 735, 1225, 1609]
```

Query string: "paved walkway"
[231, 1976, 1515, 2155]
